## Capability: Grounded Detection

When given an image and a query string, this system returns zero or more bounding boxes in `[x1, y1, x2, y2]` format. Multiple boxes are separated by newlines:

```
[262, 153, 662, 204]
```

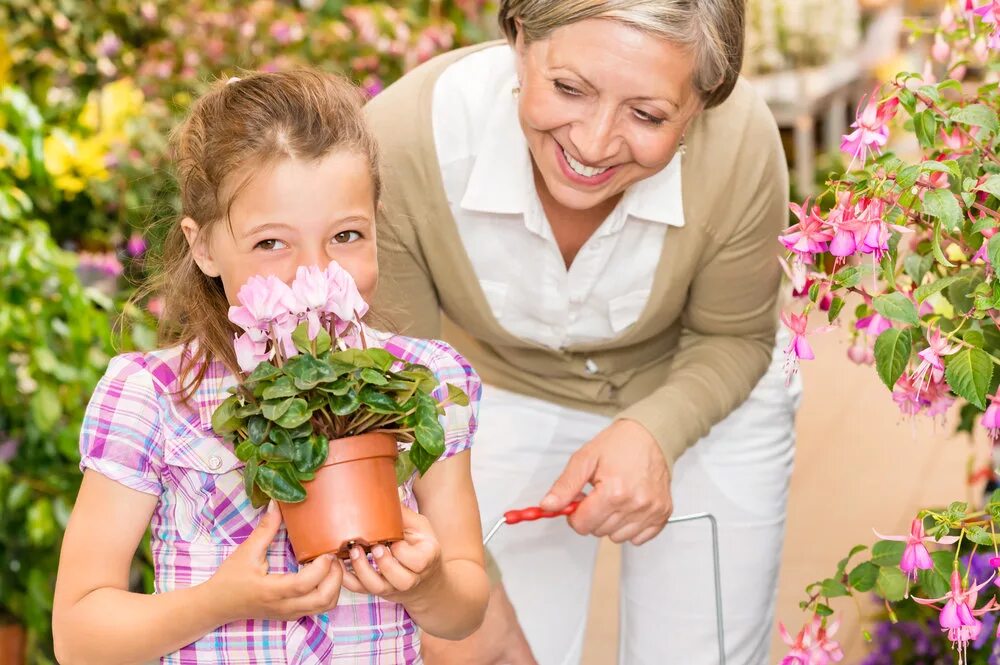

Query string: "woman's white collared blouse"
[431, 44, 685, 350]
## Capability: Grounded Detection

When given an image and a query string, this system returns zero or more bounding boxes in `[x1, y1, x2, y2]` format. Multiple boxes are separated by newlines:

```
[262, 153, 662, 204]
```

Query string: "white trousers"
[471, 341, 802, 665]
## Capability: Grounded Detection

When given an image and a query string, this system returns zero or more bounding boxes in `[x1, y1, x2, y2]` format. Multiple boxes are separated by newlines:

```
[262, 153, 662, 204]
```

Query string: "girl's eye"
[333, 230, 361, 244]
[254, 239, 287, 251]
[554, 81, 583, 97]
[633, 109, 666, 126]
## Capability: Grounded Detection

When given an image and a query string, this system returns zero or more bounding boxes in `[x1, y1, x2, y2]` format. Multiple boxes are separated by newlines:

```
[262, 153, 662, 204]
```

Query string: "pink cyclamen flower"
[874, 518, 959, 591]
[982, 393, 1000, 441]
[781, 200, 834, 260]
[913, 569, 999, 662]
[228, 274, 299, 358]
[840, 90, 899, 162]
[325, 260, 369, 328]
[911, 327, 960, 392]
[233, 330, 270, 373]
[290, 264, 333, 341]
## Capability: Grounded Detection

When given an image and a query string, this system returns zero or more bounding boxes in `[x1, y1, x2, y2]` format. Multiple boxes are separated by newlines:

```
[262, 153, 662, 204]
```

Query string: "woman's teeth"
[563, 148, 609, 178]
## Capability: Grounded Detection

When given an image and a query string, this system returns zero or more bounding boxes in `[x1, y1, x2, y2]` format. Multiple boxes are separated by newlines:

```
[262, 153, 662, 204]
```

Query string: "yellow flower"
[78, 78, 145, 142]
[43, 130, 109, 196]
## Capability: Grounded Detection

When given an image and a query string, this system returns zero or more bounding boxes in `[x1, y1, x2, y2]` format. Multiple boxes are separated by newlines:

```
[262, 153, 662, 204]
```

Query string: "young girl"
[52, 69, 489, 664]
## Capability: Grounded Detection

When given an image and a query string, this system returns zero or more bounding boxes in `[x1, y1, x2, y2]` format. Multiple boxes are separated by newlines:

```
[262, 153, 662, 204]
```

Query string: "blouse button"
[584, 358, 599, 375]
[208, 455, 222, 470]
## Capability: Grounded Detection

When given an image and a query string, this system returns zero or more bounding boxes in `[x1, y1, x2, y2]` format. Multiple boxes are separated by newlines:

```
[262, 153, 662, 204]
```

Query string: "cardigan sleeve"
[616, 95, 789, 471]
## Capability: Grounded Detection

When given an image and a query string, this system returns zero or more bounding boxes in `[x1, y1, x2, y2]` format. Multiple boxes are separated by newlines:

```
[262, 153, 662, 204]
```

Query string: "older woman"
[365, 1, 801, 663]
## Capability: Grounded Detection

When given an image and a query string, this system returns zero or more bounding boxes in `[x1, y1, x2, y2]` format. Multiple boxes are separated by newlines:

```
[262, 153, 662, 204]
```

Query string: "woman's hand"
[340, 504, 443, 604]
[208, 502, 344, 623]
[540, 419, 673, 545]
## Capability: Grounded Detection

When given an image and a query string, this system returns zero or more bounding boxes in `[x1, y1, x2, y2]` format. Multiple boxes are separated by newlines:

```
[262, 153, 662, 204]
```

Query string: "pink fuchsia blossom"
[923, 376, 956, 419]
[825, 201, 867, 258]
[840, 90, 899, 162]
[894, 374, 928, 417]
[782, 312, 815, 362]
[873, 518, 959, 594]
[855, 311, 892, 338]
[778, 615, 844, 665]
[781, 200, 834, 260]
[847, 343, 875, 365]
[780, 255, 810, 294]
[911, 327, 960, 392]
[982, 393, 1000, 441]
[855, 197, 912, 261]
[913, 569, 999, 662]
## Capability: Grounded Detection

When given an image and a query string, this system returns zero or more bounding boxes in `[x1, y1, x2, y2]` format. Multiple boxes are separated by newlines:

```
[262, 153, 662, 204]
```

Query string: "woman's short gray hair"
[498, 0, 745, 109]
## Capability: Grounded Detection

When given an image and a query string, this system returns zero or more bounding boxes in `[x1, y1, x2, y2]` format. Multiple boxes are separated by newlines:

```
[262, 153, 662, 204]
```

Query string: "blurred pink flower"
[982, 393, 1000, 441]
[841, 90, 899, 162]
[778, 615, 844, 665]
[932, 33, 951, 62]
[894, 375, 927, 416]
[127, 233, 147, 258]
[847, 343, 875, 365]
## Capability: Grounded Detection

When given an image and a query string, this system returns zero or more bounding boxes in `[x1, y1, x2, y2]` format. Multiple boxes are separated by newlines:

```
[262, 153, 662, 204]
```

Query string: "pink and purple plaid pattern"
[79, 329, 481, 664]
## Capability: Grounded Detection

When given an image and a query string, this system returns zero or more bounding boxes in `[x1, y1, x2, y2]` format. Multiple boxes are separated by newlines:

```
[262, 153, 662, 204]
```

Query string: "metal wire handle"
[483, 502, 726, 665]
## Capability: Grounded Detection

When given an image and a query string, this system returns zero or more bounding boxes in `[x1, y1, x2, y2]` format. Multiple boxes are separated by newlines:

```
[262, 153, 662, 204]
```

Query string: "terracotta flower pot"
[0, 623, 25, 665]
[279, 432, 404, 563]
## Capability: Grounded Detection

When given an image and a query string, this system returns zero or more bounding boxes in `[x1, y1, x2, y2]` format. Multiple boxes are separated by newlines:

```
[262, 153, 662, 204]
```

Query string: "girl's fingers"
[387, 538, 431, 572]
[339, 560, 366, 594]
[371, 545, 419, 592]
[296, 562, 343, 614]
[348, 546, 394, 596]
[274, 554, 333, 597]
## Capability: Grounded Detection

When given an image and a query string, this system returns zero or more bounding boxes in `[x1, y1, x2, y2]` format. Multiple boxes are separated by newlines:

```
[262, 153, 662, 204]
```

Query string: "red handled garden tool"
[483, 500, 727, 665]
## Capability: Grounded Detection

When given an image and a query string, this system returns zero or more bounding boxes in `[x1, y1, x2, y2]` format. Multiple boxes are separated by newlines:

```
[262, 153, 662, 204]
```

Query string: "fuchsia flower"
[781, 201, 834, 260]
[840, 90, 899, 162]
[782, 312, 815, 362]
[847, 343, 875, 365]
[856, 197, 912, 261]
[982, 393, 1000, 441]
[923, 376, 957, 419]
[911, 327, 960, 393]
[893, 374, 928, 416]
[932, 32, 952, 62]
[913, 569, 999, 662]
[874, 518, 959, 587]
[778, 615, 844, 665]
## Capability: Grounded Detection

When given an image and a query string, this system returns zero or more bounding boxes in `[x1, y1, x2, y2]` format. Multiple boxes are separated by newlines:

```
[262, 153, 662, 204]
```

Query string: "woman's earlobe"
[180, 216, 221, 277]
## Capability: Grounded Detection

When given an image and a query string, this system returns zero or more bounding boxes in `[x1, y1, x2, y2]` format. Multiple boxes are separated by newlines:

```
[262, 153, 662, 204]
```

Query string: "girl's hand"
[208, 502, 344, 623]
[341, 505, 442, 604]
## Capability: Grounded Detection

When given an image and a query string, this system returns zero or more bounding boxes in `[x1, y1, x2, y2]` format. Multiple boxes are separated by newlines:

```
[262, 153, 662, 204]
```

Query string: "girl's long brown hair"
[134, 69, 382, 400]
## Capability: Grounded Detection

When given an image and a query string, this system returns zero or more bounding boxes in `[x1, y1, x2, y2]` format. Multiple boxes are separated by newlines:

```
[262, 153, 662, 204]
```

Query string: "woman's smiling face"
[514, 18, 701, 212]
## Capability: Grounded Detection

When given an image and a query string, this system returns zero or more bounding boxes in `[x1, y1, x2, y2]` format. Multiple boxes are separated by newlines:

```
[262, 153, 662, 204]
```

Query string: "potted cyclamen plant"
[211, 261, 468, 562]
